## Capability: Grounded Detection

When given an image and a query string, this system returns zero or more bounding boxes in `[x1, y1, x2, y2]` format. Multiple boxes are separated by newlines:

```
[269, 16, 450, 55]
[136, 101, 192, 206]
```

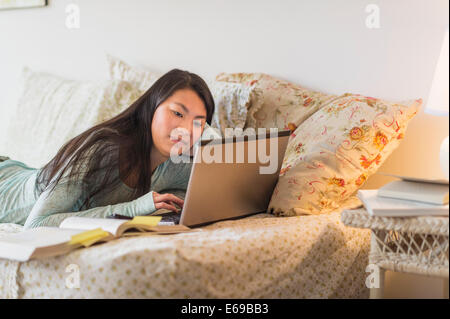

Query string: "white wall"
[0, 0, 448, 186]
[0, 0, 448, 297]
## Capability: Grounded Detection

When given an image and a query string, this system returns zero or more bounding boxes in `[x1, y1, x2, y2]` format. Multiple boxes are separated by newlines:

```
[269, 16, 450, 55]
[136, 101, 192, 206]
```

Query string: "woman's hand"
[152, 191, 184, 213]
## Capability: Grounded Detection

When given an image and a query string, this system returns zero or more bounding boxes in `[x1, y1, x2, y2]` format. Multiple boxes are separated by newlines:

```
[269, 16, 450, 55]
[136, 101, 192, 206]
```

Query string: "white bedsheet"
[0, 196, 370, 299]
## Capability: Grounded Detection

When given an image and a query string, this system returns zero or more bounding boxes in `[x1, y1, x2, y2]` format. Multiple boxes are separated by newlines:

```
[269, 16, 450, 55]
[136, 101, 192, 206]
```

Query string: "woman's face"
[151, 88, 207, 158]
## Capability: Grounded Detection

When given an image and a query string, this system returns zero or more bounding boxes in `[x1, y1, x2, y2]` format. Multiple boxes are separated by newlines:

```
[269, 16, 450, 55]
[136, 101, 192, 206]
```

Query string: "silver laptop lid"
[180, 129, 290, 227]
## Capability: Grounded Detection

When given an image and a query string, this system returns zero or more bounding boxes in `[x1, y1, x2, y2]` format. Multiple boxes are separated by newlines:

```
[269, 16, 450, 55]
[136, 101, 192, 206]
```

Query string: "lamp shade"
[425, 29, 449, 117]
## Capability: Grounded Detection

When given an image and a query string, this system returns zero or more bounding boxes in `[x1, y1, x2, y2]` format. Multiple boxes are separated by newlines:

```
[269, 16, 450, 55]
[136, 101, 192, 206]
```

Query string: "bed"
[2, 61, 411, 299]
[0, 195, 370, 299]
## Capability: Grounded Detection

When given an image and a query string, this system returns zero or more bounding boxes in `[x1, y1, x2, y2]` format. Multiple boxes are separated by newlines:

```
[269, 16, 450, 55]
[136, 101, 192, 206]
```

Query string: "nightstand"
[341, 208, 449, 299]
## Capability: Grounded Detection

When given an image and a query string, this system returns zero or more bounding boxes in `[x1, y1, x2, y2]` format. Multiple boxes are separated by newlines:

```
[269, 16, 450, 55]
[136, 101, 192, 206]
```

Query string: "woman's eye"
[173, 111, 183, 118]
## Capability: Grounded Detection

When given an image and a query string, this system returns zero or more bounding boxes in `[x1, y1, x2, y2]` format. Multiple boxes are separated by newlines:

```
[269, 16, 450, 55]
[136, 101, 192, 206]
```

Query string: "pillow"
[107, 54, 162, 91]
[1, 67, 140, 168]
[215, 72, 337, 130]
[267, 93, 422, 216]
[208, 81, 256, 137]
[106, 55, 264, 137]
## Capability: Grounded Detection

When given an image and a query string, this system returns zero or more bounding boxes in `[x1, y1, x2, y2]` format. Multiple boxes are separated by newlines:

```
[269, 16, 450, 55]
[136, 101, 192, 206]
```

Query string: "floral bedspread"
[0, 196, 370, 299]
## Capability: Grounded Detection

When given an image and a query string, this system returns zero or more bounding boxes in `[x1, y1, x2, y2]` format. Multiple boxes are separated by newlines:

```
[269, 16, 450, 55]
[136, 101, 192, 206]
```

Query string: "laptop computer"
[155, 129, 290, 227]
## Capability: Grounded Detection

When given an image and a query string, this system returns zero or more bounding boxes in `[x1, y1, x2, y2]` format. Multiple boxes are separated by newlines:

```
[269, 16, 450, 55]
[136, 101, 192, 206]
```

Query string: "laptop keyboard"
[153, 211, 181, 224]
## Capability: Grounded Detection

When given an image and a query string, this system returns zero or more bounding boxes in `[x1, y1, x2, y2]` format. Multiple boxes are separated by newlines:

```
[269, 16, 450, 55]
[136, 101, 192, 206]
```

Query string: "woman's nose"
[173, 126, 193, 145]
[180, 121, 201, 144]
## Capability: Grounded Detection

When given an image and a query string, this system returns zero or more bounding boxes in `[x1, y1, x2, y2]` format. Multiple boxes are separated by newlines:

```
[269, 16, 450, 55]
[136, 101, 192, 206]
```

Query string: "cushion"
[267, 93, 422, 216]
[1, 67, 140, 168]
[106, 55, 264, 137]
[215, 72, 337, 130]
[107, 54, 162, 92]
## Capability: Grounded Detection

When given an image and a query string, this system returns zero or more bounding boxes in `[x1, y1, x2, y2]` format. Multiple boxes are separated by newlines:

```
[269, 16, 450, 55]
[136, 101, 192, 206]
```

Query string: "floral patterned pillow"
[267, 93, 422, 216]
[207, 81, 257, 136]
[106, 55, 263, 136]
[215, 72, 337, 130]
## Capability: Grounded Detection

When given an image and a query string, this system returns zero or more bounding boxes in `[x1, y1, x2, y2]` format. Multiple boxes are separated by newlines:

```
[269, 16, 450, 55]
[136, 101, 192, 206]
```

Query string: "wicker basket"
[341, 208, 449, 278]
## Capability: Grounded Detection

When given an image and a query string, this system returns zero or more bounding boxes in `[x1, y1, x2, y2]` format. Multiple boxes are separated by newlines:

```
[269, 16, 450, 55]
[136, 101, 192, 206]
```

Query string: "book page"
[0, 227, 85, 262]
[0, 227, 84, 247]
[121, 225, 199, 237]
[59, 217, 127, 236]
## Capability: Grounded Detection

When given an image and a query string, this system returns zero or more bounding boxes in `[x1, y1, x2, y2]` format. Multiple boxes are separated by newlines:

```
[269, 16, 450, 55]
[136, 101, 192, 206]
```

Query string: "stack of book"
[357, 173, 449, 217]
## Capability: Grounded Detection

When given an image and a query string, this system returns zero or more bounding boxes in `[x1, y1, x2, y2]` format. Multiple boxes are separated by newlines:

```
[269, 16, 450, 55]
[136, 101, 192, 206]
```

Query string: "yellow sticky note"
[127, 216, 162, 227]
[69, 228, 110, 247]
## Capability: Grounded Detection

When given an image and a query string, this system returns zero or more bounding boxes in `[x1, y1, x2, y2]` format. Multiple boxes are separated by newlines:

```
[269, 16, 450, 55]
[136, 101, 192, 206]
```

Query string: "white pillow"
[107, 54, 162, 91]
[1, 67, 140, 168]
[106, 54, 263, 137]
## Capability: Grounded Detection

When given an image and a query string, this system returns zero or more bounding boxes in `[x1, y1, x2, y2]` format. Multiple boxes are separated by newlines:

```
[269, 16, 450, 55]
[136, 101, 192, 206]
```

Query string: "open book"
[0, 216, 194, 262]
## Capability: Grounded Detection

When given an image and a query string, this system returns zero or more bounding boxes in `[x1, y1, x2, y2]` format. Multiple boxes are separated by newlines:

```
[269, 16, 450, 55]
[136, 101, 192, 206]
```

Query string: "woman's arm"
[23, 180, 157, 229]
[24, 123, 218, 228]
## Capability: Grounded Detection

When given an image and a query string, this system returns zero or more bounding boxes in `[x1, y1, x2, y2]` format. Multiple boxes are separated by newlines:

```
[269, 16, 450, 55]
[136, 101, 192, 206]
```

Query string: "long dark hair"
[36, 69, 215, 209]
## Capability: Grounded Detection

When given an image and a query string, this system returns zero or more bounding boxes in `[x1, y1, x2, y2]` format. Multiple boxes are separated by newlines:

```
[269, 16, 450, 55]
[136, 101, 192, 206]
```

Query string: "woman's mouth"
[169, 136, 186, 144]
